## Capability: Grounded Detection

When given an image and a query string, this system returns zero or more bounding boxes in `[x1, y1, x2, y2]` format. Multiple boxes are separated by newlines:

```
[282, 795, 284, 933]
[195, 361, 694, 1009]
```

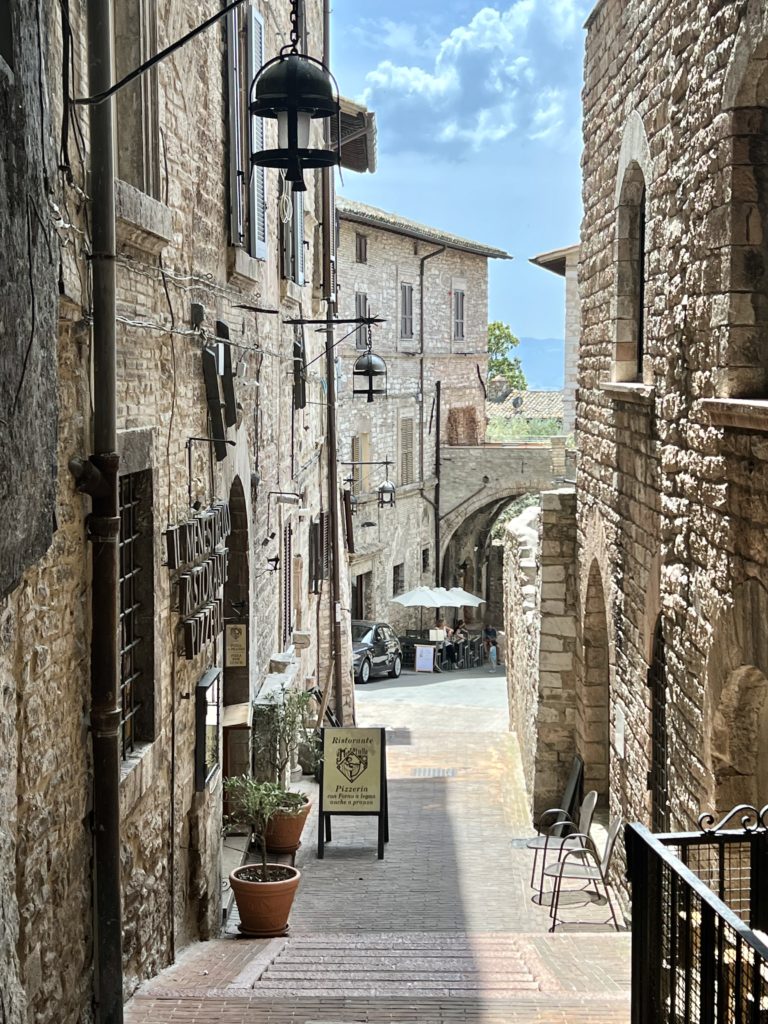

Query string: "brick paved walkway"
[125, 670, 631, 1022]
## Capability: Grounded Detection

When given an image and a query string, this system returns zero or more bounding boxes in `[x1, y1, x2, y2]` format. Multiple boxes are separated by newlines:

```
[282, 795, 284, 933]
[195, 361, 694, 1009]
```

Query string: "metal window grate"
[119, 474, 143, 759]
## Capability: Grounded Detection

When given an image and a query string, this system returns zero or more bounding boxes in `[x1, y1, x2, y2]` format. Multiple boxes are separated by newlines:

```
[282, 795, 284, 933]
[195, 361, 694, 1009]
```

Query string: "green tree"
[487, 321, 526, 390]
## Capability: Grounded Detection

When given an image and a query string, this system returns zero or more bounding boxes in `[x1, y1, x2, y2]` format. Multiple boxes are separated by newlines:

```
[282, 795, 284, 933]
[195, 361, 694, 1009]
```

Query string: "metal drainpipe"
[86, 0, 123, 1020]
[434, 380, 441, 586]
[418, 245, 445, 484]
[322, 0, 344, 722]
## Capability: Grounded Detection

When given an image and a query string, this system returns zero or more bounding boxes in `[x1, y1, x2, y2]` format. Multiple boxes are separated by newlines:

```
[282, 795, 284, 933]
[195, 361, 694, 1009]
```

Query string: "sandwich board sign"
[317, 727, 389, 859]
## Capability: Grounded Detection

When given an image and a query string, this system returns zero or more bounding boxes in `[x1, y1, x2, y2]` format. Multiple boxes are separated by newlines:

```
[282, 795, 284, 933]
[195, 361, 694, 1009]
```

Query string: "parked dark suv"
[352, 621, 403, 684]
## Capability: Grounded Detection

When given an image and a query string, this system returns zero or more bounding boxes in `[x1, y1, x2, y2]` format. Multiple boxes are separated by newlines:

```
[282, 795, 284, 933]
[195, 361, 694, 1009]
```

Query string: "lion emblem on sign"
[336, 747, 368, 783]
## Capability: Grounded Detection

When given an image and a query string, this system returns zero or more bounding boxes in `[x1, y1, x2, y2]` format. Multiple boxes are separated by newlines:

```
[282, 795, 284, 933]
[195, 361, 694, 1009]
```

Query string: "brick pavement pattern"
[125, 678, 630, 1022]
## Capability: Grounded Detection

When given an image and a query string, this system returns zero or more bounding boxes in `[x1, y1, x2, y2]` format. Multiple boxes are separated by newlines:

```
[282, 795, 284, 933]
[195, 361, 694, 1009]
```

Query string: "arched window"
[614, 163, 647, 382]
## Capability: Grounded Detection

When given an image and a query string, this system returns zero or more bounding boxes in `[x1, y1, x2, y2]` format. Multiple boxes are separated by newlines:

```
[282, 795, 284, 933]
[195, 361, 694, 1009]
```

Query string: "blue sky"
[330, 0, 588, 340]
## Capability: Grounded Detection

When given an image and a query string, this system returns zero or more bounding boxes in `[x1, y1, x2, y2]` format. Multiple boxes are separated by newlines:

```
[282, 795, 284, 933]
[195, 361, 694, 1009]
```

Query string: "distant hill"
[514, 337, 564, 391]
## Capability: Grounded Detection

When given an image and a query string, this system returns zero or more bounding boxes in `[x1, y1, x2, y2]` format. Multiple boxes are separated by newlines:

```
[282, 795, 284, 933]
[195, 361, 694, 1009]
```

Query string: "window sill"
[281, 279, 304, 304]
[599, 381, 655, 405]
[115, 179, 173, 255]
[119, 740, 156, 817]
[227, 246, 264, 288]
[701, 398, 768, 431]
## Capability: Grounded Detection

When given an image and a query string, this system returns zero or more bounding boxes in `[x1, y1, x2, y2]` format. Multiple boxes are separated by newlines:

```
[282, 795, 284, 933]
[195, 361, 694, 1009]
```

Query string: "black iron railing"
[627, 806, 768, 1024]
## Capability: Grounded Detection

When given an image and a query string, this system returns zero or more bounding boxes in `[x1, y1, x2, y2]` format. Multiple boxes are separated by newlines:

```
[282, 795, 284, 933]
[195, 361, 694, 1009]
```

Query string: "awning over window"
[332, 97, 377, 174]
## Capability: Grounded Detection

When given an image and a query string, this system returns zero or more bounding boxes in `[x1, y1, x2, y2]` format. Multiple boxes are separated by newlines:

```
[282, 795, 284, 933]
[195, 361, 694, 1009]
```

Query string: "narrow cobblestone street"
[125, 669, 630, 1023]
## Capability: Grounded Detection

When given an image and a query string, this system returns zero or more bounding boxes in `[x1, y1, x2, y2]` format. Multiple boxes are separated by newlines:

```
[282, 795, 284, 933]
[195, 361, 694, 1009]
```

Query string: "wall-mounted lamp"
[377, 478, 396, 509]
[249, 0, 340, 192]
[352, 348, 387, 403]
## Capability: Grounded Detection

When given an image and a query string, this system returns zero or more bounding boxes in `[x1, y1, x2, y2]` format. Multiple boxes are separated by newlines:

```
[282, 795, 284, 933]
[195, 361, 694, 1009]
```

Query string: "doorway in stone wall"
[222, 477, 250, 802]
[711, 665, 768, 816]
[648, 617, 669, 832]
[580, 560, 611, 805]
[351, 571, 371, 620]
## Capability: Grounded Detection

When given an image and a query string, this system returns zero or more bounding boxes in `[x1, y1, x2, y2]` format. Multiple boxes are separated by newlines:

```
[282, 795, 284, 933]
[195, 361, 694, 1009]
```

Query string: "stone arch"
[704, 578, 768, 814]
[580, 559, 611, 804]
[718, 21, 768, 397]
[223, 476, 249, 706]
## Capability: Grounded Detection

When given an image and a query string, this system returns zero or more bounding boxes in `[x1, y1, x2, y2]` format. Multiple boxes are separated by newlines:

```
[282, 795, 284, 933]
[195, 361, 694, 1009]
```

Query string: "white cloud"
[359, 1, 585, 156]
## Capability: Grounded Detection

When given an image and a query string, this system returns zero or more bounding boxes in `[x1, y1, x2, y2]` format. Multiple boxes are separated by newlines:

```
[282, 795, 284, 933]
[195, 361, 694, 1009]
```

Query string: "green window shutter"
[246, 6, 267, 259]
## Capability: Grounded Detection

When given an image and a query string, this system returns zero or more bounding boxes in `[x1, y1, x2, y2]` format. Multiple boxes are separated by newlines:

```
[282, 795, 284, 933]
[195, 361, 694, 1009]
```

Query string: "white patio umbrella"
[391, 585, 445, 631]
[447, 586, 485, 608]
[432, 587, 465, 608]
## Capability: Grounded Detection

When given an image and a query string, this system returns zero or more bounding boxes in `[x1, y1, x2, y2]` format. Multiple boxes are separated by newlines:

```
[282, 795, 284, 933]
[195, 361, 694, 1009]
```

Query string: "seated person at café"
[435, 618, 455, 667]
[451, 620, 468, 665]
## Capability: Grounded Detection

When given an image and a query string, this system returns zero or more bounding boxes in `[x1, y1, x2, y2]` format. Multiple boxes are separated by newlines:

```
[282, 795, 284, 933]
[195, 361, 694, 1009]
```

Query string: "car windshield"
[352, 624, 375, 643]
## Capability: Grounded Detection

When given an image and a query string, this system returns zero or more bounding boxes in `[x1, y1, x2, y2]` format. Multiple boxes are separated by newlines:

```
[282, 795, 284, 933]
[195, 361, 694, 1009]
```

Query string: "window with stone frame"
[118, 470, 156, 759]
[355, 232, 368, 264]
[227, 2, 267, 259]
[114, 0, 160, 197]
[392, 562, 405, 596]
[355, 292, 368, 349]
[399, 417, 414, 486]
[613, 163, 647, 382]
[422, 547, 430, 573]
[280, 173, 305, 284]
[350, 433, 370, 494]
[401, 282, 414, 339]
[453, 288, 465, 341]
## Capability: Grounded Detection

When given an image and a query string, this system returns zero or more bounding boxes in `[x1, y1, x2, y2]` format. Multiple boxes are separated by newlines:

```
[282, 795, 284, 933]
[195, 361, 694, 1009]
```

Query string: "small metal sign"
[225, 623, 247, 667]
[317, 727, 389, 859]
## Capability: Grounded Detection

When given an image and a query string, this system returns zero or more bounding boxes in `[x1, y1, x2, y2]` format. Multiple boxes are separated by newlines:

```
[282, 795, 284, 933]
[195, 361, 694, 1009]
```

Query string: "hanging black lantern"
[249, 2, 340, 193]
[353, 350, 388, 403]
[377, 478, 396, 509]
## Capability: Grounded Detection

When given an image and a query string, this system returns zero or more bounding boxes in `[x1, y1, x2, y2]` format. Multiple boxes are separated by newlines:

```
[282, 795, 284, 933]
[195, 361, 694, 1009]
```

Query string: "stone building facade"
[510, 0, 768, 876]
[530, 244, 580, 436]
[0, 1, 356, 1019]
[334, 198, 508, 631]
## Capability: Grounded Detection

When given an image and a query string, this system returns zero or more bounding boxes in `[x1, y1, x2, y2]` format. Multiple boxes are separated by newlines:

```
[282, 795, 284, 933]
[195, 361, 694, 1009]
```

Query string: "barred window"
[119, 470, 155, 759]
[399, 417, 414, 486]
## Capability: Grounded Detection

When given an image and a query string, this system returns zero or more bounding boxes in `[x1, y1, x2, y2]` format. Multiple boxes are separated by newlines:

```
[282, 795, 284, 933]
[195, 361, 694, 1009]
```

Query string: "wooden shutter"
[400, 418, 414, 485]
[293, 190, 305, 285]
[355, 293, 367, 349]
[282, 525, 293, 646]
[320, 510, 330, 579]
[351, 436, 361, 494]
[226, 8, 245, 246]
[327, 171, 337, 300]
[246, 6, 267, 259]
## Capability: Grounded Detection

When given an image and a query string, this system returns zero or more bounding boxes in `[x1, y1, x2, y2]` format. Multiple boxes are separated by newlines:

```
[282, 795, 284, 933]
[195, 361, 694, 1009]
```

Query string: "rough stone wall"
[503, 507, 540, 806]
[504, 491, 578, 818]
[0, 0, 346, 1019]
[335, 213, 491, 610]
[578, 0, 768, 847]
[563, 250, 580, 436]
[0, 4, 58, 604]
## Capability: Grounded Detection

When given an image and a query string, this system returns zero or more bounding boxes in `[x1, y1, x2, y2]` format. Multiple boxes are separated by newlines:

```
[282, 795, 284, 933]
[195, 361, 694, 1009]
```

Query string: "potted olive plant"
[224, 777, 303, 936]
[253, 684, 314, 854]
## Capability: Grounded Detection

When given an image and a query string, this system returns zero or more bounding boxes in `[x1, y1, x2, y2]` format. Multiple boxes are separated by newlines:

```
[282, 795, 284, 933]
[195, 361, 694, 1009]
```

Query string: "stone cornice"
[701, 398, 768, 431]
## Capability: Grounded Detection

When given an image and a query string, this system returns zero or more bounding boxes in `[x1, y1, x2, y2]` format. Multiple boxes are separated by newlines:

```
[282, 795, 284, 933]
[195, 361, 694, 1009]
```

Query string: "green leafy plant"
[253, 684, 315, 783]
[223, 777, 307, 880]
[487, 321, 526, 390]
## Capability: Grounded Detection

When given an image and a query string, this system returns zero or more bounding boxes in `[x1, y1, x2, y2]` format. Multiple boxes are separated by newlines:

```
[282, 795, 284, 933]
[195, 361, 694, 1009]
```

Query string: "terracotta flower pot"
[265, 799, 312, 853]
[230, 863, 301, 937]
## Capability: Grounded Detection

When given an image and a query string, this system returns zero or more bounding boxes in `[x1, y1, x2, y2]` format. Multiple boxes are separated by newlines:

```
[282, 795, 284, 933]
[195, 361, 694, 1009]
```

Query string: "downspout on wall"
[86, 0, 123, 1019]
[322, 0, 344, 722]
